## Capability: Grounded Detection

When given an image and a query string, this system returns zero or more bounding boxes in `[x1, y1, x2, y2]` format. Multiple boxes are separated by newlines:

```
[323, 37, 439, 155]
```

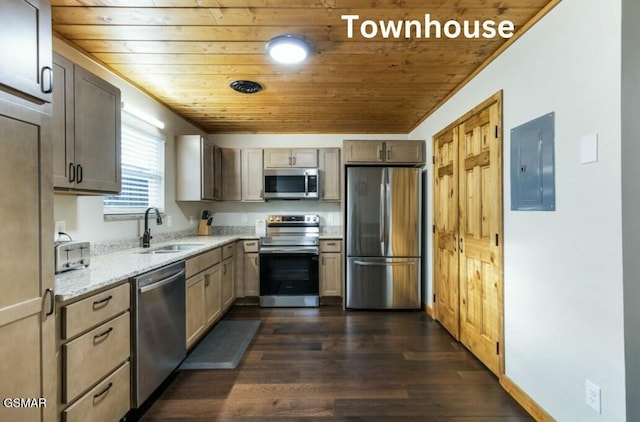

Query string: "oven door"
[259, 247, 319, 306]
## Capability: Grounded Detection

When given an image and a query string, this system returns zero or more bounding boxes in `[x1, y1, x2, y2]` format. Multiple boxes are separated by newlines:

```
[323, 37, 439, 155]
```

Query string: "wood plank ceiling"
[51, 1, 555, 134]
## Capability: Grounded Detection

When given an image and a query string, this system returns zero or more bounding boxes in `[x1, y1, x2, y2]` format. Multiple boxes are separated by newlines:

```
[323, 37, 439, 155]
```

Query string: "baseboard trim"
[500, 375, 554, 422]
[423, 303, 434, 318]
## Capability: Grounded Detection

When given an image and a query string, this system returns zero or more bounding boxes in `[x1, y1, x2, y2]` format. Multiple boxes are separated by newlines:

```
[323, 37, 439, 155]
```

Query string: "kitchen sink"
[139, 243, 205, 254]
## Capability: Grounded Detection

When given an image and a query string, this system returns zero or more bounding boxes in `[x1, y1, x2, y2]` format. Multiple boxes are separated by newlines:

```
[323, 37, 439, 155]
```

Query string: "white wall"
[410, 0, 625, 420]
[53, 37, 206, 243]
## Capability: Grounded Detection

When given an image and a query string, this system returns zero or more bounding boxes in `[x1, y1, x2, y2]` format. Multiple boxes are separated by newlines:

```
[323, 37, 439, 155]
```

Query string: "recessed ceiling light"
[230, 80, 263, 94]
[266, 35, 312, 65]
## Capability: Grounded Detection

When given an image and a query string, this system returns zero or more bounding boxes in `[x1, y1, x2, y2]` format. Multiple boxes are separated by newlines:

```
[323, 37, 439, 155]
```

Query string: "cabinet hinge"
[496, 341, 500, 355]
[432, 155, 435, 164]
[495, 125, 499, 139]
[432, 294, 436, 302]
[432, 224, 436, 234]
[495, 233, 499, 246]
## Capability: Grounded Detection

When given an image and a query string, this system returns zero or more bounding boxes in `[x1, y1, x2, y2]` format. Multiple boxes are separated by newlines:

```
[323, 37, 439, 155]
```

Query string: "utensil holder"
[198, 220, 211, 236]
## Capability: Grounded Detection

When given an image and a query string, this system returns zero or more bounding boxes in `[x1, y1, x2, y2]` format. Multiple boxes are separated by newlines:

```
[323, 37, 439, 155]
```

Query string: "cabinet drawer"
[243, 240, 258, 253]
[222, 242, 235, 259]
[186, 247, 221, 278]
[62, 312, 130, 403]
[61, 283, 130, 340]
[320, 240, 342, 253]
[63, 361, 130, 422]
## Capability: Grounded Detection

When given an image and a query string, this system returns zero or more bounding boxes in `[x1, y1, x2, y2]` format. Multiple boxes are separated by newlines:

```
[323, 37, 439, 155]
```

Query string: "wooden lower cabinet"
[62, 362, 130, 422]
[222, 256, 235, 311]
[58, 283, 131, 422]
[185, 245, 231, 350]
[244, 253, 260, 297]
[185, 272, 206, 350]
[319, 240, 343, 297]
[204, 264, 222, 327]
[0, 96, 56, 422]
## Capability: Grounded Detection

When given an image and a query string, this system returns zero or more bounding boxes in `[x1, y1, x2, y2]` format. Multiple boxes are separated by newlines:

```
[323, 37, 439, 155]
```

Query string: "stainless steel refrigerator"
[346, 167, 422, 309]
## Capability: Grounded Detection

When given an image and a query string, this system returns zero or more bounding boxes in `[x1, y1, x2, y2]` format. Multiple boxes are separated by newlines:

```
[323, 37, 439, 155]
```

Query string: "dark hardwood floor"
[141, 305, 532, 421]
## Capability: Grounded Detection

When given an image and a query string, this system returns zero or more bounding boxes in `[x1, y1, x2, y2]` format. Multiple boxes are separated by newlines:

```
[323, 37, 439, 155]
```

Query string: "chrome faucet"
[142, 207, 163, 248]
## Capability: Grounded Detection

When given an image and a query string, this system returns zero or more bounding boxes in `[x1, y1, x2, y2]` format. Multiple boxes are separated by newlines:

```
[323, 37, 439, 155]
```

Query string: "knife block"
[197, 220, 211, 236]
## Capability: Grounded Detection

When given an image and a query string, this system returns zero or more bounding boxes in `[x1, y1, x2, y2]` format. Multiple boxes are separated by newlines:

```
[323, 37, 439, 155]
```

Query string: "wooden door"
[457, 102, 503, 375]
[0, 103, 55, 422]
[432, 127, 460, 339]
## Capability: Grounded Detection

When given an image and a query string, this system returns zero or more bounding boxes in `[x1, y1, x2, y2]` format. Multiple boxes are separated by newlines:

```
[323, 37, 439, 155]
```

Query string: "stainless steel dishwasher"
[132, 261, 186, 407]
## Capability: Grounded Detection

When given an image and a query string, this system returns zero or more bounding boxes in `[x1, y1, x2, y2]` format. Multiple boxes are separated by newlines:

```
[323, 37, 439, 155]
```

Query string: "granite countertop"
[55, 235, 240, 303]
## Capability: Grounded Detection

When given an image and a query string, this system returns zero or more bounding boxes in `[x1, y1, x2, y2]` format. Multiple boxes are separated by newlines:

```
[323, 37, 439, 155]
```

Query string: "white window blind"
[103, 112, 165, 214]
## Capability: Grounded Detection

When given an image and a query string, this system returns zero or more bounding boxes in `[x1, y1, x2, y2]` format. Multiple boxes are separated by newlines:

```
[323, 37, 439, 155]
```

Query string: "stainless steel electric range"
[259, 214, 320, 307]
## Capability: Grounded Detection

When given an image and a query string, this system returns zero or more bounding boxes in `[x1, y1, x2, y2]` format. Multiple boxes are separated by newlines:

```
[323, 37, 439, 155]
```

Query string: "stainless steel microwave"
[264, 168, 319, 200]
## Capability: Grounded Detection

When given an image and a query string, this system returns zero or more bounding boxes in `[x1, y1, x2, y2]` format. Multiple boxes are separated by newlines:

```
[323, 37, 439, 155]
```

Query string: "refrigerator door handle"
[379, 179, 386, 254]
[353, 260, 417, 267]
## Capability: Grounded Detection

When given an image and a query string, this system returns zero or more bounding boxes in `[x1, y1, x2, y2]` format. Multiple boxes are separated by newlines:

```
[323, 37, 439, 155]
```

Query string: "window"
[103, 110, 165, 215]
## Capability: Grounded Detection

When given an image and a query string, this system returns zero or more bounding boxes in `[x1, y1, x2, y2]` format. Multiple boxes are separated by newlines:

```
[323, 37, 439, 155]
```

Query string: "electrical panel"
[510, 112, 556, 211]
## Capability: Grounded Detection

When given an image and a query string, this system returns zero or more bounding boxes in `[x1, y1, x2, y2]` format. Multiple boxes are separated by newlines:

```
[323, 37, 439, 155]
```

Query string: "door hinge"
[432, 294, 436, 302]
[495, 233, 499, 246]
[496, 341, 500, 355]
[432, 155, 435, 164]
[432, 224, 436, 233]
[495, 125, 499, 138]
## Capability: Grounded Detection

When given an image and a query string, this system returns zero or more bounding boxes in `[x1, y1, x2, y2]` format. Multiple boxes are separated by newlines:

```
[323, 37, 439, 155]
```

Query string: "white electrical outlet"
[327, 214, 334, 223]
[167, 215, 173, 227]
[585, 380, 601, 414]
[55, 221, 66, 241]
[189, 216, 195, 225]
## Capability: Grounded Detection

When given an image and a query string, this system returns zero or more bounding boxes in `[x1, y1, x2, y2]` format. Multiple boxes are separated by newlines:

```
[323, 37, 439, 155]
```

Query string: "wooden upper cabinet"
[344, 140, 425, 165]
[242, 148, 264, 201]
[73, 66, 121, 193]
[221, 148, 241, 201]
[0, 0, 53, 104]
[385, 140, 425, 164]
[201, 139, 215, 200]
[264, 148, 318, 168]
[176, 135, 219, 201]
[52, 54, 75, 189]
[52, 54, 121, 194]
[343, 140, 384, 163]
[319, 148, 341, 202]
[291, 149, 318, 167]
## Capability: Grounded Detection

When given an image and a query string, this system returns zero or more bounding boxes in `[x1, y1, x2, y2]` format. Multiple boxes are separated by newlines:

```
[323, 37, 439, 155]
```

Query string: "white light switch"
[580, 133, 598, 164]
